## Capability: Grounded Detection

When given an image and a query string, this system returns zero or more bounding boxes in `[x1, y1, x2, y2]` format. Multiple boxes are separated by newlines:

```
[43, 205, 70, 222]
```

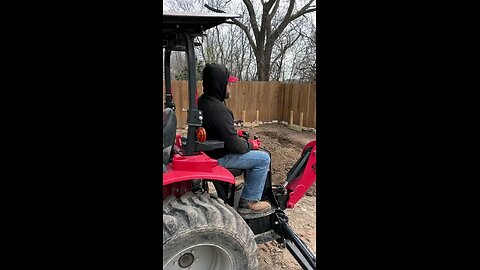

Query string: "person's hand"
[237, 130, 250, 140]
[249, 139, 261, 150]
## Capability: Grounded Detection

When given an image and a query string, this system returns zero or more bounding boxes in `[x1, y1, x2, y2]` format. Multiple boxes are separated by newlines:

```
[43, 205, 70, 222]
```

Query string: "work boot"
[239, 200, 271, 212]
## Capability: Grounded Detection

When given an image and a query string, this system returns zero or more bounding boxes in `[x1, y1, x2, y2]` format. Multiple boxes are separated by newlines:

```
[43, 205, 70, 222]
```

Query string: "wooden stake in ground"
[242, 110, 246, 122]
[256, 110, 259, 122]
[300, 112, 304, 127]
[290, 111, 294, 125]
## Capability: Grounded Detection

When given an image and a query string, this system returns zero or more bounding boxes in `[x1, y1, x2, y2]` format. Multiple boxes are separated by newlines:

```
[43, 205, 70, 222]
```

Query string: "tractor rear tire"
[163, 192, 258, 270]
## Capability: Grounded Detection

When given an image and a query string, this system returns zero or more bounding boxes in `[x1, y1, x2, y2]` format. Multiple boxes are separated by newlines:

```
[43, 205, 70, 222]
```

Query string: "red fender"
[163, 153, 235, 185]
[163, 152, 235, 198]
[285, 140, 317, 208]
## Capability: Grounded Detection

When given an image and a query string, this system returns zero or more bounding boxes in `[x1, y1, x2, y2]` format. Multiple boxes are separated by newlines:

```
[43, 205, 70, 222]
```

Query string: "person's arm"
[213, 110, 254, 153]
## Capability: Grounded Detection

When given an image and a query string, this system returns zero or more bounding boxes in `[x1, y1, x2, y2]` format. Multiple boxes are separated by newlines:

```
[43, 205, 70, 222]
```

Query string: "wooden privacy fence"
[163, 80, 316, 129]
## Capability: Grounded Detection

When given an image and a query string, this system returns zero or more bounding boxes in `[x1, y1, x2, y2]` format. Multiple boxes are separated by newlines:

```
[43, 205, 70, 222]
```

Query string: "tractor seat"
[227, 168, 245, 177]
[163, 108, 177, 171]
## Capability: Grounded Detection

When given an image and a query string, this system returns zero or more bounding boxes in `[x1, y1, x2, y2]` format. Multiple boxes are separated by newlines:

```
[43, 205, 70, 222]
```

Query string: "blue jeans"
[217, 150, 270, 202]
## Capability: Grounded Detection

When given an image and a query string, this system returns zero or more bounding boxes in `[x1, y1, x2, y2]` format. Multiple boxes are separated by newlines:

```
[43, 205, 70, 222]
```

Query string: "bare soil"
[244, 124, 317, 270]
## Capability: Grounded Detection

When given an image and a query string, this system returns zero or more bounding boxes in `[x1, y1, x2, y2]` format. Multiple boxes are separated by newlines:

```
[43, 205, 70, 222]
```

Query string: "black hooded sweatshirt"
[198, 63, 254, 159]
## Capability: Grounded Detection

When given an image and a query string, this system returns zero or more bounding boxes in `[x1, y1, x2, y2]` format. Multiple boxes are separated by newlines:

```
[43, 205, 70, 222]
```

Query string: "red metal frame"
[162, 151, 235, 199]
[285, 140, 317, 208]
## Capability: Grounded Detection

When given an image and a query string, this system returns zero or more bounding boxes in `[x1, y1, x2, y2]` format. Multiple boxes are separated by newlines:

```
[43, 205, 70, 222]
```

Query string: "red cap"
[228, 76, 238, 83]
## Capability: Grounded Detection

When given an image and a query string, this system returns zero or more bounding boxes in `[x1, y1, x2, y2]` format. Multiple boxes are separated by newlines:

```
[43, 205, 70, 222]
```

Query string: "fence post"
[290, 111, 293, 125]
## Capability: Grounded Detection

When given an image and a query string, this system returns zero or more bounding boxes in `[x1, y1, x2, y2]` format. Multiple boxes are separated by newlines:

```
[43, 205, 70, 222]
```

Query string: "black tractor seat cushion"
[163, 108, 177, 169]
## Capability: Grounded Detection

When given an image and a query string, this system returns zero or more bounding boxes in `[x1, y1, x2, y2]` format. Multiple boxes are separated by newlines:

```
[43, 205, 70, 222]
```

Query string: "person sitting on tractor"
[198, 63, 271, 212]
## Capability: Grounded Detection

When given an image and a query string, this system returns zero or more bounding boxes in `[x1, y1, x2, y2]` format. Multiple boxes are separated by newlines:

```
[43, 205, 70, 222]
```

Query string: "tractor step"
[254, 229, 281, 244]
[234, 182, 276, 220]
[240, 207, 276, 236]
[238, 207, 276, 219]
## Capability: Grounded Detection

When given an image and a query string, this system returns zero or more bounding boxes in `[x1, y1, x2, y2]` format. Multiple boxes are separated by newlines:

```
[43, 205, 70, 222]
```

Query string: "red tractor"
[163, 11, 317, 270]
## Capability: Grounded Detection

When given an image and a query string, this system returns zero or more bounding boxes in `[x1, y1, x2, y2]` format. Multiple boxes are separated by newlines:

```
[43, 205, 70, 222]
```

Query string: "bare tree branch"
[242, 0, 260, 41]
[204, 4, 258, 51]
[271, 31, 302, 66]
[270, 0, 315, 46]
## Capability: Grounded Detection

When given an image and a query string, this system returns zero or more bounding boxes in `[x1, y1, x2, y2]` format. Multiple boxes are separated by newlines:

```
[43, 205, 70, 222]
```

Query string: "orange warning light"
[196, 127, 206, 142]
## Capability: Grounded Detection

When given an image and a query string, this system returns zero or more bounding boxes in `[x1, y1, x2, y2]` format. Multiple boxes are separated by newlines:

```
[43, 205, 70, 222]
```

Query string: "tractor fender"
[163, 152, 235, 186]
[163, 166, 235, 185]
[163, 152, 235, 199]
[163, 165, 235, 199]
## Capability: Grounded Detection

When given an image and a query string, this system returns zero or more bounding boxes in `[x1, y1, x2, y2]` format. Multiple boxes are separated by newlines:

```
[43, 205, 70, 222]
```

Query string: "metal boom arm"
[274, 211, 316, 270]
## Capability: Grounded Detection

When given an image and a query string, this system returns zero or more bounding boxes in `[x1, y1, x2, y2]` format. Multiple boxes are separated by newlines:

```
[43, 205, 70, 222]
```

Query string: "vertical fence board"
[299, 84, 309, 126]
[277, 83, 285, 122]
[310, 83, 316, 128]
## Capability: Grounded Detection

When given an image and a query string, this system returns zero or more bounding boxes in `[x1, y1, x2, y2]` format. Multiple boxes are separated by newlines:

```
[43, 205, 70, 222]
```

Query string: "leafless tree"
[205, 0, 316, 81]
[293, 22, 316, 82]
[163, 0, 316, 82]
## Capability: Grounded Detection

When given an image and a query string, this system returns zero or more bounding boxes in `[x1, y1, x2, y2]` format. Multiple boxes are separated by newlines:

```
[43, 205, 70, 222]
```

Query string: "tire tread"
[163, 192, 258, 269]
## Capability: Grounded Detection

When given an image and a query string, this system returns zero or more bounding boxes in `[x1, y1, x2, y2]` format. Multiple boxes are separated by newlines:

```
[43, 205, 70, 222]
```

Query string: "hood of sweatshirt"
[202, 63, 229, 101]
